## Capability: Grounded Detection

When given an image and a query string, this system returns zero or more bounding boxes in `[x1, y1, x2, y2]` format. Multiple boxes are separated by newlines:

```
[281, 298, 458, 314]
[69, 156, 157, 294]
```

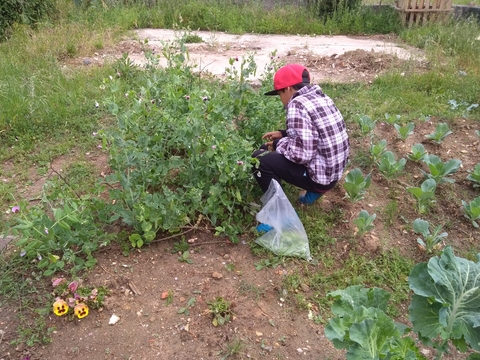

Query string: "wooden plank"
[431, 0, 439, 23]
[423, 0, 431, 24]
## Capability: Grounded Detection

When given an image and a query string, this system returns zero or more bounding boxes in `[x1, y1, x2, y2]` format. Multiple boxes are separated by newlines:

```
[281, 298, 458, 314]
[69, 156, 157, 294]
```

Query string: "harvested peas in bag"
[255, 180, 312, 260]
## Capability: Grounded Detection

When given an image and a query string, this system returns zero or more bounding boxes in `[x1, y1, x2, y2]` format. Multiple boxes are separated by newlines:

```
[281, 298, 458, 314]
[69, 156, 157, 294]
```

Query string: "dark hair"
[292, 69, 310, 90]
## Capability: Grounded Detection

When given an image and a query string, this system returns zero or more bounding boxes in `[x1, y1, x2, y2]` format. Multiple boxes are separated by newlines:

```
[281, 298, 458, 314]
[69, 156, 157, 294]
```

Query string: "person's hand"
[262, 131, 282, 141]
[265, 141, 274, 151]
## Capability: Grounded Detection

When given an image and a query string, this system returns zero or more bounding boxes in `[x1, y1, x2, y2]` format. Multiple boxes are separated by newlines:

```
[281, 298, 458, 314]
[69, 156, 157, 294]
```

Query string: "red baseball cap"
[264, 64, 310, 96]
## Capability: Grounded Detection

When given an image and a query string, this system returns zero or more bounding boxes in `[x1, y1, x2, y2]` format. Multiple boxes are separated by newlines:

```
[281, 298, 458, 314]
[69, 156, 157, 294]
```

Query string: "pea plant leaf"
[408, 246, 480, 354]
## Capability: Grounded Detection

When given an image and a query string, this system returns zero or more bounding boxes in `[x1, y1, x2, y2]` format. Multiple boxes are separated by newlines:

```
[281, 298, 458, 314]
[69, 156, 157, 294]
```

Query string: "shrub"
[0, 0, 56, 39]
[307, 0, 361, 18]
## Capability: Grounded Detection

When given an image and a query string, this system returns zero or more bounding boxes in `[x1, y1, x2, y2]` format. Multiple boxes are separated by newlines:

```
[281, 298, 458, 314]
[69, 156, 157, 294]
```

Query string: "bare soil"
[1, 31, 479, 360]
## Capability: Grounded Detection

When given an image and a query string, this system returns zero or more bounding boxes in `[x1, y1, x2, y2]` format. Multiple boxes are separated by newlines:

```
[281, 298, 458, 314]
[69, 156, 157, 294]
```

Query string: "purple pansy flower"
[68, 281, 79, 293]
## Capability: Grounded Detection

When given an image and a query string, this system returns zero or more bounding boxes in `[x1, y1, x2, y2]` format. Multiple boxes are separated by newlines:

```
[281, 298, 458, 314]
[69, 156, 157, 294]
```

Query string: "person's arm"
[275, 103, 317, 164]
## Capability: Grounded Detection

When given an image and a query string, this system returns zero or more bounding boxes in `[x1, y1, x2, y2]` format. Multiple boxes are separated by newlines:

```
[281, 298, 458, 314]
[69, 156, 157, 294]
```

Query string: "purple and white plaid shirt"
[275, 85, 349, 185]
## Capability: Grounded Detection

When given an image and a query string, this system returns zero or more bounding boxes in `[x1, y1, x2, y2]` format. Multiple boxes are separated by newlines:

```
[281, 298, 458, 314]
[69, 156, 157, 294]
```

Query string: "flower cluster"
[51, 278, 107, 319]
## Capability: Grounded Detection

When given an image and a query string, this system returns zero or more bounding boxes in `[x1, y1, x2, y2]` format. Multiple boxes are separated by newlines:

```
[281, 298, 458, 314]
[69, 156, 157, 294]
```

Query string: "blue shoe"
[256, 223, 273, 233]
[298, 191, 322, 205]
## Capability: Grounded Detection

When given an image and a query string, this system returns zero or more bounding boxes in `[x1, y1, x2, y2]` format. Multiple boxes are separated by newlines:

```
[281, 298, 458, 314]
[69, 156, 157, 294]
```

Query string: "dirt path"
[76, 29, 426, 84]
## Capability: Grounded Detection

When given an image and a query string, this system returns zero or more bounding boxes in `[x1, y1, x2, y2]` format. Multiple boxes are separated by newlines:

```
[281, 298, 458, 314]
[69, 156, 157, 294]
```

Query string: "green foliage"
[102, 41, 280, 243]
[207, 297, 233, 326]
[255, 256, 282, 271]
[412, 218, 447, 254]
[0, 0, 56, 39]
[409, 246, 480, 357]
[369, 139, 387, 163]
[353, 114, 376, 136]
[353, 210, 376, 237]
[384, 113, 401, 125]
[343, 168, 371, 202]
[394, 122, 414, 141]
[7, 194, 110, 276]
[425, 123, 453, 144]
[307, 0, 361, 18]
[326, 247, 480, 360]
[407, 179, 437, 214]
[377, 151, 407, 180]
[461, 196, 480, 228]
[325, 286, 425, 360]
[407, 143, 428, 162]
[177, 251, 193, 264]
[466, 163, 480, 188]
[421, 154, 462, 184]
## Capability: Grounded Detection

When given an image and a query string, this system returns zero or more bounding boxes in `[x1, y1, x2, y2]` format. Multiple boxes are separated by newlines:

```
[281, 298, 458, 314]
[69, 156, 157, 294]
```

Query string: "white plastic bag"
[255, 180, 312, 260]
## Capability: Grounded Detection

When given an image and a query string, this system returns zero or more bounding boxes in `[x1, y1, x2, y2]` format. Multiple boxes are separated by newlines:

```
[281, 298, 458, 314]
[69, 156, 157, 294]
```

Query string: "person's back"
[252, 64, 349, 233]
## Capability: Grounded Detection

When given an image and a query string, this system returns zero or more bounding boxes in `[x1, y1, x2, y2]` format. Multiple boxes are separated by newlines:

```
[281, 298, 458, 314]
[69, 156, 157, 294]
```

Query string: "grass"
[0, 0, 480, 351]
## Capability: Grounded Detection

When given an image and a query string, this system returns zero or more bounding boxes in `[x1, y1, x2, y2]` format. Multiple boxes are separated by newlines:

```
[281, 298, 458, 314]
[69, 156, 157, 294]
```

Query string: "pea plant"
[421, 155, 462, 184]
[394, 122, 414, 141]
[325, 247, 480, 360]
[9, 194, 108, 276]
[343, 168, 371, 202]
[377, 151, 407, 180]
[412, 218, 448, 253]
[407, 179, 437, 214]
[407, 143, 428, 162]
[101, 39, 282, 245]
[425, 123, 453, 144]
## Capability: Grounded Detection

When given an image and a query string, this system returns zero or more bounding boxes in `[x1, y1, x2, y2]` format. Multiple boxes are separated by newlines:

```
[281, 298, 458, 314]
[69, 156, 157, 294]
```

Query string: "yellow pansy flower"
[74, 303, 89, 319]
[53, 299, 69, 316]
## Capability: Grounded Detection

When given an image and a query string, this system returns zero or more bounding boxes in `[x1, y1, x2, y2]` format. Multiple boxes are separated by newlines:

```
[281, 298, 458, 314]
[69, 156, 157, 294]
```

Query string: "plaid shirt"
[275, 85, 349, 185]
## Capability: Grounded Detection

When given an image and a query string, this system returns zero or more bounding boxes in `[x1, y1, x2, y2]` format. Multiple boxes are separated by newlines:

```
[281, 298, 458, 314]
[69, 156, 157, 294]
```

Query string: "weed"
[384, 200, 398, 228]
[172, 238, 190, 253]
[255, 256, 282, 270]
[177, 251, 193, 264]
[207, 297, 233, 326]
[219, 337, 243, 359]
[238, 280, 265, 301]
[13, 314, 55, 347]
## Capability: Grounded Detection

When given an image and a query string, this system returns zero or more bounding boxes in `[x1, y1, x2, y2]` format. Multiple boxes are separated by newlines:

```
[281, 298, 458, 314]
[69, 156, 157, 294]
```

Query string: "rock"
[161, 291, 170, 299]
[212, 272, 223, 279]
[256, 331, 263, 337]
[300, 283, 310, 292]
[109, 314, 120, 325]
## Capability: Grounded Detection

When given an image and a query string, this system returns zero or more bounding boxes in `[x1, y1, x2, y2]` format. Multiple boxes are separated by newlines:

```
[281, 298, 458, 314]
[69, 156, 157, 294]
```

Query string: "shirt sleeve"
[275, 101, 318, 164]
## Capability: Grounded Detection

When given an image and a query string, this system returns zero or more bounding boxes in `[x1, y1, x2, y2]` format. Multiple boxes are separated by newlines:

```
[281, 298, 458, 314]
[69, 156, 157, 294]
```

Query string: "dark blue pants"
[252, 145, 337, 194]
